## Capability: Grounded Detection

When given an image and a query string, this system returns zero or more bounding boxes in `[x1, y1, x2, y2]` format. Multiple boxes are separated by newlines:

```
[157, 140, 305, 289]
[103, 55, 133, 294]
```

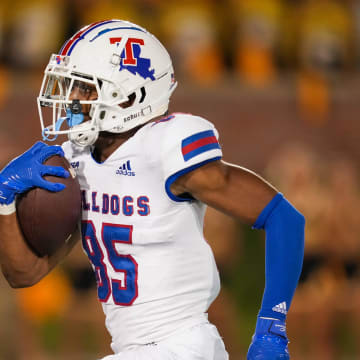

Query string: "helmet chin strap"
[42, 107, 86, 142]
[68, 122, 99, 147]
[42, 106, 98, 147]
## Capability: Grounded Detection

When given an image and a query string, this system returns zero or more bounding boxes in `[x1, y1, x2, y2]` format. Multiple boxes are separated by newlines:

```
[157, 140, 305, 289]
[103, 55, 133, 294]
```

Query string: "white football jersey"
[62, 113, 223, 352]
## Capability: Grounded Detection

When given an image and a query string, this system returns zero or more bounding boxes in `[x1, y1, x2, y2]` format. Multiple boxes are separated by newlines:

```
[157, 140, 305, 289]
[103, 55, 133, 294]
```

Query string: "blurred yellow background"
[0, 0, 360, 359]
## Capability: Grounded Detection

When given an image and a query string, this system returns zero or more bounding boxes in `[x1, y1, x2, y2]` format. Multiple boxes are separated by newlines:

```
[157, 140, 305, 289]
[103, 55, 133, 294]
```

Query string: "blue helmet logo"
[119, 42, 155, 80]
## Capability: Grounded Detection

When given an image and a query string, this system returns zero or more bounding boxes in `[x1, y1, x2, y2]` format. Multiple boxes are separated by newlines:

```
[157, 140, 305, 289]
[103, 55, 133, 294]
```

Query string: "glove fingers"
[37, 179, 66, 192]
[29, 141, 47, 155]
[37, 146, 65, 163]
[41, 165, 69, 178]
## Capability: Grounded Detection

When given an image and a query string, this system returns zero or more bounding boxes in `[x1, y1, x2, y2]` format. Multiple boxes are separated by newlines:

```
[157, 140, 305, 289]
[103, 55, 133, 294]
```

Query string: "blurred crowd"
[0, 0, 358, 75]
[0, 0, 359, 124]
[0, 0, 359, 359]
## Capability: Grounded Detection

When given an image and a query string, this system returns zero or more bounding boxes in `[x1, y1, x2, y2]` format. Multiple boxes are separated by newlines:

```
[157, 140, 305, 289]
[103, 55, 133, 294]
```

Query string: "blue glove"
[247, 317, 290, 360]
[0, 141, 70, 205]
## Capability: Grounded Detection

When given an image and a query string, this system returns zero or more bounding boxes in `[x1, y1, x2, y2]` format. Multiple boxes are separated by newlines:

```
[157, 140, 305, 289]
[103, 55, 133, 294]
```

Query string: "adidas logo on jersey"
[116, 160, 135, 176]
[272, 301, 287, 315]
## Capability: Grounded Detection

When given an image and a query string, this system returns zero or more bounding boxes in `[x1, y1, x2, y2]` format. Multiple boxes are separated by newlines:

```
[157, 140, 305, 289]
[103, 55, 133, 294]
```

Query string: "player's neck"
[93, 126, 142, 162]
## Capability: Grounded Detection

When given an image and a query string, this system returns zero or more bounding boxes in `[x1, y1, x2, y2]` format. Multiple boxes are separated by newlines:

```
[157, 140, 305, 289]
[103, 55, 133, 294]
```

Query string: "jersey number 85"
[81, 220, 138, 305]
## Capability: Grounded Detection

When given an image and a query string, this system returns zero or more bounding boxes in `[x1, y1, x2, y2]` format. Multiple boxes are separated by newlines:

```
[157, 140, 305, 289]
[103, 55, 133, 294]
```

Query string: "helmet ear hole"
[139, 87, 146, 103]
[119, 92, 136, 108]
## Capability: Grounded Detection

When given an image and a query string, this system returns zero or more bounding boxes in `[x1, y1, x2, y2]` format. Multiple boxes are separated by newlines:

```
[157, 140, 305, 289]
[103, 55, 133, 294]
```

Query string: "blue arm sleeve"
[253, 193, 305, 320]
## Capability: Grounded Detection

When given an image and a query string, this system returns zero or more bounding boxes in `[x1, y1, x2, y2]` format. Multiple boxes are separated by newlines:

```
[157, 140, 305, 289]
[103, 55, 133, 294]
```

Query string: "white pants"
[100, 322, 229, 360]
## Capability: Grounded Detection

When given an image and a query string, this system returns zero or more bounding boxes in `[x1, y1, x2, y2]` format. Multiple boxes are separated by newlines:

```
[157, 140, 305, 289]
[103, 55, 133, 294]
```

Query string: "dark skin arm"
[171, 160, 278, 224]
[0, 213, 80, 288]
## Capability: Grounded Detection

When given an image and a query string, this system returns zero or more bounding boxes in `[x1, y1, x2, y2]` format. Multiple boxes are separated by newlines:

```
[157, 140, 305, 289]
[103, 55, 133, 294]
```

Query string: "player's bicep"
[171, 160, 278, 224]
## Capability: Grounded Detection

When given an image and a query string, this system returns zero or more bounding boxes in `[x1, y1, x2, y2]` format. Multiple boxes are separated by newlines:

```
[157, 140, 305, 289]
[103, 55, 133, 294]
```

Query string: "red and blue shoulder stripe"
[181, 130, 221, 161]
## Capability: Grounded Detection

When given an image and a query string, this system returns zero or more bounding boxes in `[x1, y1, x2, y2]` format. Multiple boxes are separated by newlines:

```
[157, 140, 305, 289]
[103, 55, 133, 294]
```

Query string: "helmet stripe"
[89, 26, 146, 42]
[60, 20, 106, 55]
[60, 20, 117, 56]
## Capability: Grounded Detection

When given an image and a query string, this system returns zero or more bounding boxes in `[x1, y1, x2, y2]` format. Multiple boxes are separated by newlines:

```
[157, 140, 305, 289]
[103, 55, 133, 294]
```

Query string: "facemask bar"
[38, 71, 110, 141]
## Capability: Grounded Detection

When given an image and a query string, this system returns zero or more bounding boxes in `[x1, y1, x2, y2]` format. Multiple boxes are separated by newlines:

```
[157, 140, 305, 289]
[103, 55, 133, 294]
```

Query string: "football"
[16, 155, 81, 257]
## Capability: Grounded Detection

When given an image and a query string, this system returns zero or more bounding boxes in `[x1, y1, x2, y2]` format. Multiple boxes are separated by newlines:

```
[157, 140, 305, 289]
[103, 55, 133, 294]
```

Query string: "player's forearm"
[253, 194, 305, 319]
[247, 195, 304, 359]
[0, 213, 50, 287]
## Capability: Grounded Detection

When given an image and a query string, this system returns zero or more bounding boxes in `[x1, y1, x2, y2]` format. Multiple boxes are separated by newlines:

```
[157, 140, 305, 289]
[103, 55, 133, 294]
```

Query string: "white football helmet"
[37, 19, 177, 146]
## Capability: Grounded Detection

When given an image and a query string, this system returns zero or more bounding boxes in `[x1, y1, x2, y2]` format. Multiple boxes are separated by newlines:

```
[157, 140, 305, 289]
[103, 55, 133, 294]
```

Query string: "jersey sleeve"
[160, 114, 222, 202]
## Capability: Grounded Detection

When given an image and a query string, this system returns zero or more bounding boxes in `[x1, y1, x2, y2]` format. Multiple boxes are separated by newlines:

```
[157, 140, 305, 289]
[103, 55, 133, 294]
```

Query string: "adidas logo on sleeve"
[272, 301, 287, 315]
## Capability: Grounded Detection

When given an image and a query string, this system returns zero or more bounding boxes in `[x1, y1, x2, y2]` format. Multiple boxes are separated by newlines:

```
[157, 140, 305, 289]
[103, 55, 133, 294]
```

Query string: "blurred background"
[0, 0, 359, 359]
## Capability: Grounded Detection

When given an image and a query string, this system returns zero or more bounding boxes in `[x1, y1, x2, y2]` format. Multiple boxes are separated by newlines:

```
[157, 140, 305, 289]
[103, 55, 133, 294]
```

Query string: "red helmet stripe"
[60, 20, 109, 55]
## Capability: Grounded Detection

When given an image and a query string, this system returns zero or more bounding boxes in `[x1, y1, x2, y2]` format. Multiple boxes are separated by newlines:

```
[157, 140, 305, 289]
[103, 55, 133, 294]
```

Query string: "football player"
[0, 20, 304, 360]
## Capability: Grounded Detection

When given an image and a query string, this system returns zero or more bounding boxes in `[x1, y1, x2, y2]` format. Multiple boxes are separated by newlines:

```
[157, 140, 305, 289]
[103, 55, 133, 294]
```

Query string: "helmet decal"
[109, 37, 155, 80]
